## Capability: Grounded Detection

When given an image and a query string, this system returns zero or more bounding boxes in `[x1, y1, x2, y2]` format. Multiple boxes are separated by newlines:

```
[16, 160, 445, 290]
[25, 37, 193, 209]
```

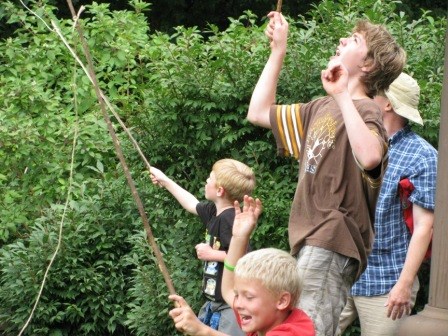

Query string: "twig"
[276, 0, 283, 12]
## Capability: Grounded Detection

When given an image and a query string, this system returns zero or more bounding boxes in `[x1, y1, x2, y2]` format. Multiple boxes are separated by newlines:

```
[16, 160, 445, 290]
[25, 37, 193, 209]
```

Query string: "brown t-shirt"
[270, 96, 387, 276]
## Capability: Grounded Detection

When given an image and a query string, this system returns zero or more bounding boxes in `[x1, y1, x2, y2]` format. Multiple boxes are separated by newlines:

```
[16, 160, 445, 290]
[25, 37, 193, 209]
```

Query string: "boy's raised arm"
[150, 166, 199, 214]
[321, 61, 384, 170]
[221, 196, 262, 306]
[246, 12, 288, 129]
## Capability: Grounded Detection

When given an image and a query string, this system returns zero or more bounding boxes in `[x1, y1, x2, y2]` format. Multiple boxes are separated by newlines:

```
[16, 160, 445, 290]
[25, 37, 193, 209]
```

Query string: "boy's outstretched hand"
[149, 166, 168, 187]
[232, 195, 263, 239]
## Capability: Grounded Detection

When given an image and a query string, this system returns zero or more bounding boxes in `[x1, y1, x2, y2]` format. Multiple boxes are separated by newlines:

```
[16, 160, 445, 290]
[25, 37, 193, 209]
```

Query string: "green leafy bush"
[0, 0, 444, 334]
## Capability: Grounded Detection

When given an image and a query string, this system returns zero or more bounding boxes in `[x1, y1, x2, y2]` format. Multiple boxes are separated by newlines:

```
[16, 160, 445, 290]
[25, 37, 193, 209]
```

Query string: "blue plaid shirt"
[351, 125, 437, 296]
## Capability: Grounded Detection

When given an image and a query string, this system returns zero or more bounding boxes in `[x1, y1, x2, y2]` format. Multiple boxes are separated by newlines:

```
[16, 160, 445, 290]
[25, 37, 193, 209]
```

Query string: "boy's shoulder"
[196, 201, 217, 219]
[197, 201, 235, 223]
[270, 308, 315, 336]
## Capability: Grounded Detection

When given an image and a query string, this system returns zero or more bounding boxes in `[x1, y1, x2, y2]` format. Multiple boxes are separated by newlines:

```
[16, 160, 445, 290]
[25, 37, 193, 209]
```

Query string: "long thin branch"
[65, 0, 176, 296]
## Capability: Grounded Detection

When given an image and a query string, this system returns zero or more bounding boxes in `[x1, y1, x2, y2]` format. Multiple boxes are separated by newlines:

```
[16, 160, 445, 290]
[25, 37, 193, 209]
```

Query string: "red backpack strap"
[398, 178, 415, 233]
[398, 178, 432, 259]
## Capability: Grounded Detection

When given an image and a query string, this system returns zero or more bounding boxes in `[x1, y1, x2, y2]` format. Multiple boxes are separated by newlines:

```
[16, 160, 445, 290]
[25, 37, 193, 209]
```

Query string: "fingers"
[386, 303, 412, 320]
[264, 12, 287, 42]
[242, 195, 254, 213]
[234, 199, 241, 215]
[321, 60, 341, 82]
[254, 197, 263, 217]
[241, 195, 262, 215]
[234, 196, 262, 219]
[169, 306, 188, 331]
[169, 294, 186, 308]
[149, 167, 160, 184]
[149, 167, 165, 187]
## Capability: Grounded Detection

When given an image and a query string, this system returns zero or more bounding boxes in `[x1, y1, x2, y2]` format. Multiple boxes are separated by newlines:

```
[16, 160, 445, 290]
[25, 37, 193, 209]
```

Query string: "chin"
[241, 325, 255, 333]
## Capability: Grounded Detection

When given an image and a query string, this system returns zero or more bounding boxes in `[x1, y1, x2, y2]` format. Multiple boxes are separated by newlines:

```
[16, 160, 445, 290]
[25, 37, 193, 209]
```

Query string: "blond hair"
[235, 248, 301, 309]
[354, 20, 406, 98]
[212, 159, 256, 202]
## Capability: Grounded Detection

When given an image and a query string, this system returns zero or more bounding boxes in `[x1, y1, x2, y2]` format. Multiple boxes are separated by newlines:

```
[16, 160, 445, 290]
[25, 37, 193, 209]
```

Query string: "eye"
[245, 294, 254, 301]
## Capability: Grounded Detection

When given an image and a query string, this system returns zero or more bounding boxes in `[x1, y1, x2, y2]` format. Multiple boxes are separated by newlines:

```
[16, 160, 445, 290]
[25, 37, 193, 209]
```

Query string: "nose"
[233, 295, 243, 309]
[339, 37, 347, 46]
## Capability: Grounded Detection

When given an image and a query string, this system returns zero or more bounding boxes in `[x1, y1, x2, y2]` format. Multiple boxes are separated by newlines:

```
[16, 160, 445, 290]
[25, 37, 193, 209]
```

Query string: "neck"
[347, 77, 369, 100]
[384, 112, 407, 138]
[215, 200, 234, 216]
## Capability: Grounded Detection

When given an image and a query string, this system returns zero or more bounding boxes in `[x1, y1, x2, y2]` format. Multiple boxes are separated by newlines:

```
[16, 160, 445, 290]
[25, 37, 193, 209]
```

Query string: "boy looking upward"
[150, 159, 255, 335]
[246, 11, 405, 336]
[169, 196, 315, 336]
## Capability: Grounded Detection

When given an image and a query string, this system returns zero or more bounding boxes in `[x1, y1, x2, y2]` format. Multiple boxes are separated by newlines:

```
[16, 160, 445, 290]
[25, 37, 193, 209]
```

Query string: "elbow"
[356, 142, 384, 171]
[246, 106, 271, 128]
[358, 151, 383, 171]
[246, 107, 258, 125]
[362, 156, 382, 171]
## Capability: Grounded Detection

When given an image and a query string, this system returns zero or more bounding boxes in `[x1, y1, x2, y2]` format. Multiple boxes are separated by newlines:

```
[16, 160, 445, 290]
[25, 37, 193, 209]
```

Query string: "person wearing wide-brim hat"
[338, 73, 438, 336]
[383, 72, 424, 126]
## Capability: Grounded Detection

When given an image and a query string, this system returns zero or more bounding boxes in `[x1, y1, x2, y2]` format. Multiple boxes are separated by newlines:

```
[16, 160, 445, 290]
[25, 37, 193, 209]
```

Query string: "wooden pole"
[398, 18, 448, 336]
[65, 0, 177, 296]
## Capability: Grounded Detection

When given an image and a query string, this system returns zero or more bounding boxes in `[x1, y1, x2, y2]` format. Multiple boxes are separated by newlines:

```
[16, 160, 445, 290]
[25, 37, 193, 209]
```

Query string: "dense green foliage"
[0, 0, 445, 334]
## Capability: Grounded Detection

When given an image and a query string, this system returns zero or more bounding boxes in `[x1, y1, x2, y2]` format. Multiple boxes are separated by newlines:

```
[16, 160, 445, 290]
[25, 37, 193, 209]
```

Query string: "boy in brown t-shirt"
[246, 11, 405, 336]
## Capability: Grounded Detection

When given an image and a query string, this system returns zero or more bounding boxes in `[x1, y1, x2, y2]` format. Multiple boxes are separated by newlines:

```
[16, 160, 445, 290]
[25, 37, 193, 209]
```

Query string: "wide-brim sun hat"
[385, 73, 424, 125]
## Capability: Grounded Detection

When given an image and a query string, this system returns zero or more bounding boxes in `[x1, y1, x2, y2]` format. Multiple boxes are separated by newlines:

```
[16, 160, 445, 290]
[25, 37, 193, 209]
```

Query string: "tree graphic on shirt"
[305, 113, 336, 173]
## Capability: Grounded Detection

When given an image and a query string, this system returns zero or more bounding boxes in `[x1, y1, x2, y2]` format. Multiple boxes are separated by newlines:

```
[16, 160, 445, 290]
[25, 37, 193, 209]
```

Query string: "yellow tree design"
[305, 113, 337, 171]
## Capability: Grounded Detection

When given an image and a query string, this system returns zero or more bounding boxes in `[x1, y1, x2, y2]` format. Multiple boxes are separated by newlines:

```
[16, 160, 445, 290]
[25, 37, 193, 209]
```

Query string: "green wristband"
[224, 259, 235, 272]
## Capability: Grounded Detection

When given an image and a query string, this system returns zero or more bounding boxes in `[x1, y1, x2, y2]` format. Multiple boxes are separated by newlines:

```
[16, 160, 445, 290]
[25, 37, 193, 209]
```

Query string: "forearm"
[221, 235, 250, 306]
[334, 92, 383, 170]
[162, 179, 199, 214]
[386, 205, 433, 320]
[203, 249, 227, 262]
[247, 51, 285, 128]
[398, 223, 433, 287]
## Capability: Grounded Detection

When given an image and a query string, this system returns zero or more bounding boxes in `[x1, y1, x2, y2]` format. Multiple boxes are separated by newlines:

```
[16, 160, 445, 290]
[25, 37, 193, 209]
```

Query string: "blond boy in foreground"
[169, 196, 315, 336]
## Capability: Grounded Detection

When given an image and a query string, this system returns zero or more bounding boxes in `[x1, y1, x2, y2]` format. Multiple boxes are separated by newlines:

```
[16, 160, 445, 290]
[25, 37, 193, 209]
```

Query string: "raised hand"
[232, 195, 262, 239]
[265, 11, 288, 54]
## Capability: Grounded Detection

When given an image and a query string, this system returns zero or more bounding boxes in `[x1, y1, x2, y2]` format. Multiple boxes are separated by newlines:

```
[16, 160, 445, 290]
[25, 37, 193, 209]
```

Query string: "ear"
[360, 58, 374, 73]
[361, 64, 373, 73]
[383, 100, 393, 113]
[276, 291, 292, 311]
[216, 186, 225, 197]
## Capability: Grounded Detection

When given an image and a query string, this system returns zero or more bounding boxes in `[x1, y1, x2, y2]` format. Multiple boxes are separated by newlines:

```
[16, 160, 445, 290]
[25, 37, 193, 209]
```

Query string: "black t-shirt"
[196, 202, 234, 302]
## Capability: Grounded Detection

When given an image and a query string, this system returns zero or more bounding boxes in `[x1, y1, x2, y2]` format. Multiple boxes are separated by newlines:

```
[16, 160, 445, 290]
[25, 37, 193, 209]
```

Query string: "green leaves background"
[0, 0, 445, 334]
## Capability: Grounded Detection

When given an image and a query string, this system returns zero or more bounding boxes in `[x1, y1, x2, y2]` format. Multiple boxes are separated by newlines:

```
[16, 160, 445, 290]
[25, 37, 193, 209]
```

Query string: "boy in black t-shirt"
[150, 159, 256, 335]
